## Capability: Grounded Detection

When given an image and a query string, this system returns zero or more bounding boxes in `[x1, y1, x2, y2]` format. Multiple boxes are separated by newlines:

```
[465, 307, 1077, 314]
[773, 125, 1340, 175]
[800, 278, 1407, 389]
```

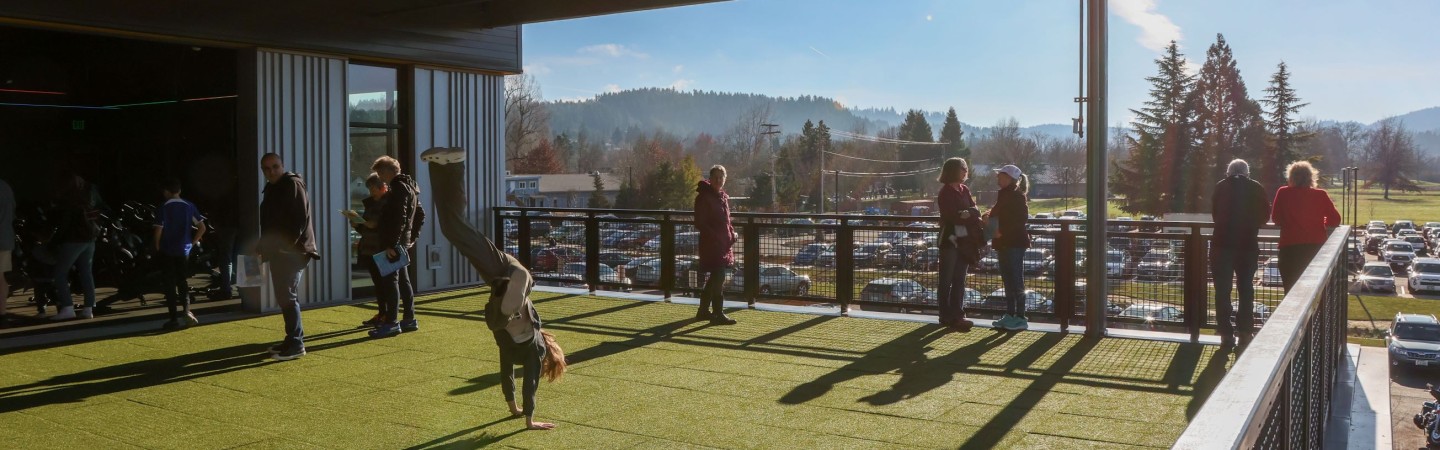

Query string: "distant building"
[506, 173, 623, 208]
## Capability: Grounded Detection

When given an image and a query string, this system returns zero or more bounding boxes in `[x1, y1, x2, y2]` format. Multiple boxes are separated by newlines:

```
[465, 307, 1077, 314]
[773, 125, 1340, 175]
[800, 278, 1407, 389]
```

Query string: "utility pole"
[818, 136, 825, 213]
[761, 123, 780, 211]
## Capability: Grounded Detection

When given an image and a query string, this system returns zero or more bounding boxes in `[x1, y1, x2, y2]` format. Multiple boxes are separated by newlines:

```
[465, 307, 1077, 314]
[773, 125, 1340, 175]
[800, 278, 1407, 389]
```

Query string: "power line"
[823, 151, 936, 164]
[831, 130, 949, 146]
[828, 167, 942, 178]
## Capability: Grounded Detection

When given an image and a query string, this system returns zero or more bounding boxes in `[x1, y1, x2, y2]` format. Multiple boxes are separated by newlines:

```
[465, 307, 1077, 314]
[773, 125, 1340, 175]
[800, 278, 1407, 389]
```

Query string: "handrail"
[1172, 226, 1350, 449]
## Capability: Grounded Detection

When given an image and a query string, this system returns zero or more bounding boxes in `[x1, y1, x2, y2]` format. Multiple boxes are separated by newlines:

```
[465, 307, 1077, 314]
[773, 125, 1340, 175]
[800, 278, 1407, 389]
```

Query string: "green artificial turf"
[0, 288, 1232, 449]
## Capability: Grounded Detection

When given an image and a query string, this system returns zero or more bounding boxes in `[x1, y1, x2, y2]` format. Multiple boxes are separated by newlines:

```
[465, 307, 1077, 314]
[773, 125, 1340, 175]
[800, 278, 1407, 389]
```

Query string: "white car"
[1356, 262, 1397, 293]
[1257, 258, 1282, 287]
[560, 262, 631, 289]
[1118, 304, 1183, 322]
[1409, 259, 1440, 295]
[1384, 241, 1417, 270]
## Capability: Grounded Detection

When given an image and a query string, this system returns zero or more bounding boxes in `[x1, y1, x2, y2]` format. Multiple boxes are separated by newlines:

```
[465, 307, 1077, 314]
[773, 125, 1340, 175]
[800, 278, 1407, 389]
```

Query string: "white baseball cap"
[993, 164, 1023, 180]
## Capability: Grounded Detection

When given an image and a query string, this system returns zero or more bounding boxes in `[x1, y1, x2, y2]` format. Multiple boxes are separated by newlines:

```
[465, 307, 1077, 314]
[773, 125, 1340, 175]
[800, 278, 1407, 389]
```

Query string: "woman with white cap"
[984, 165, 1031, 331]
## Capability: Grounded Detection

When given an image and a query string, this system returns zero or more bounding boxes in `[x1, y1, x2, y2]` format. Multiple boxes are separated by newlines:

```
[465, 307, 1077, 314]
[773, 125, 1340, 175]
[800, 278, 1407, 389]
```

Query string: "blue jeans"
[54, 241, 97, 309]
[1211, 246, 1258, 341]
[937, 247, 969, 323]
[996, 247, 1026, 317]
[267, 253, 308, 348]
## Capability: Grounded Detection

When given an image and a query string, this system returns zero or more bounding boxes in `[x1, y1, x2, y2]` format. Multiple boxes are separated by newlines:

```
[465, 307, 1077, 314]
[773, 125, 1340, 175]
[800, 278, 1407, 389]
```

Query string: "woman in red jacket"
[695, 165, 738, 325]
[1270, 161, 1341, 292]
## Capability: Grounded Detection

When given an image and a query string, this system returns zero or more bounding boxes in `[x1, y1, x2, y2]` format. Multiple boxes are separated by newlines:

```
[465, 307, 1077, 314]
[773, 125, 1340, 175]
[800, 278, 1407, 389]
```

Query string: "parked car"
[977, 288, 1053, 313]
[1424, 222, 1440, 239]
[1117, 304, 1183, 322]
[1404, 236, 1432, 256]
[859, 278, 930, 312]
[1409, 258, 1440, 295]
[815, 247, 837, 268]
[1109, 217, 1137, 233]
[622, 257, 657, 281]
[1388, 313, 1440, 368]
[644, 231, 701, 254]
[928, 287, 983, 308]
[793, 243, 832, 266]
[726, 264, 812, 295]
[1384, 241, 1417, 271]
[779, 218, 816, 237]
[1366, 231, 1389, 254]
[882, 243, 927, 269]
[911, 247, 941, 271]
[1356, 262, 1397, 293]
[977, 250, 999, 273]
[598, 252, 633, 269]
[1136, 250, 1180, 281]
[853, 242, 892, 268]
[1257, 258, 1283, 287]
[559, 262, 631, 289]
[632, 256, 700, 287]
[1021, 248, 1053, 275]
[532, 245, 585, 272]
[1393, 220, 1417, 235]
[875, 231, 910, 245]
[1229, 302, 1272, 328]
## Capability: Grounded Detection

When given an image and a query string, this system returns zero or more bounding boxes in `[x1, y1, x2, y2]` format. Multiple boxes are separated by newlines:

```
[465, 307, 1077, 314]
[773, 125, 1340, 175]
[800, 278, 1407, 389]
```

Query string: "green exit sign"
[71, 120, 85, 130]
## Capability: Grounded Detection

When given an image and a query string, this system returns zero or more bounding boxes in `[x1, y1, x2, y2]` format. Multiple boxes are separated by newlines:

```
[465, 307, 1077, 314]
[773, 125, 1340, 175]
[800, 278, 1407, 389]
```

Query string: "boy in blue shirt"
[155, 178, 207, 330]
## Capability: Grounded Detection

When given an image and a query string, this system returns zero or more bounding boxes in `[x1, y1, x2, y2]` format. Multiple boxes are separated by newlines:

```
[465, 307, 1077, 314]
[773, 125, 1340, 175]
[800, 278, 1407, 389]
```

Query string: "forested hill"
[545, 88, 891, 138]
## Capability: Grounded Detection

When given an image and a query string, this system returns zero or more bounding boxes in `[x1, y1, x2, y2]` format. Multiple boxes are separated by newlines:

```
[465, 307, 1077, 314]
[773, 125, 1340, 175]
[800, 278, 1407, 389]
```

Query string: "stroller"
[1412, 384, 1440, 448]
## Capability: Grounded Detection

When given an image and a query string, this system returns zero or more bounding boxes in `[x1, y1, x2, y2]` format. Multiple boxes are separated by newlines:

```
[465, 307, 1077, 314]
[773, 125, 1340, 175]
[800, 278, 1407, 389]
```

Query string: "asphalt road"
[1391, 362, 1440, 449]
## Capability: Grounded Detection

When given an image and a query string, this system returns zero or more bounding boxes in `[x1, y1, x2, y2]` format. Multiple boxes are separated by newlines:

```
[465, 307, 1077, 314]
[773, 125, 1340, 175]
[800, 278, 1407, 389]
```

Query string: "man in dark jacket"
[370, 156, 421, 337]
[1211, 159, 1270, 348]
[258, 153, 319, 361]
[694, 165, 737, 325]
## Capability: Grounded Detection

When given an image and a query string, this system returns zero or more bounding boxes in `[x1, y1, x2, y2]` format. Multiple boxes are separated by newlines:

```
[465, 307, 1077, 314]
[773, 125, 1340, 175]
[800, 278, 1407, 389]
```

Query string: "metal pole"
[1083, 0, 1109, 338]
[819, 145, 825, 214]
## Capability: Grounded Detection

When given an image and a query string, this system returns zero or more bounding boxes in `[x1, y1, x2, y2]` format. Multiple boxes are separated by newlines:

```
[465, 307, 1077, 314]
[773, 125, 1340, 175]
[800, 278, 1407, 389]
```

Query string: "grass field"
[1325, 186, 1440, 227]
[0, 288, 1233, 449]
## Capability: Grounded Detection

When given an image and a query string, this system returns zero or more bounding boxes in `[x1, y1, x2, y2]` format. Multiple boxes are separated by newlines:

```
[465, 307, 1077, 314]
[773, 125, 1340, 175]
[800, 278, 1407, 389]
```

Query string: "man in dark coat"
[694, 165, 737, 325]
[258, 153, 319, 361]
[369, 155, 422, 337]
[1211, 159, 1271, 348]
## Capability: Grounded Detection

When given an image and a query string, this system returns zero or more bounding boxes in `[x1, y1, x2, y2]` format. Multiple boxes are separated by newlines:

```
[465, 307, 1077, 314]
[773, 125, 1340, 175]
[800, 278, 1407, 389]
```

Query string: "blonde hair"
[937, 157, 969, 184]
[371, 155, 402, 175]
[541, 330, 566, 382]
[709, 165, 726, 180]
[1286, 161, 1317, 188]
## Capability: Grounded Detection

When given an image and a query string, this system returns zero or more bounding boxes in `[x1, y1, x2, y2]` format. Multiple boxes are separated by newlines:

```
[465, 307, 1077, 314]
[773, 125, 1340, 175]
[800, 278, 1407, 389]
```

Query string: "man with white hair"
[1210, 159, 1270, 348]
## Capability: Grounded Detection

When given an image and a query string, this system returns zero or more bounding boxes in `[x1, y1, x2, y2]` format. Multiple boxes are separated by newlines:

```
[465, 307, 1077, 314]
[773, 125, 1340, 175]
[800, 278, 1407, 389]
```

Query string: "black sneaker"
[161, 320, 182, 331]
[272, 345, 306, 361]
[369, 322, 402, 338]
[399, 319, 419, 332]
[709, 314, 737, 326]
[694, 310, 713, 321]
[268, 342, 288, 355]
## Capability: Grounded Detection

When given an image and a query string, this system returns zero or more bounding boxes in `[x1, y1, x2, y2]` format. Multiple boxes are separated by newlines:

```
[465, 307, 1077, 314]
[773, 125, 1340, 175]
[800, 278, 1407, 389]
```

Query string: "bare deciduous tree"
[505, 74, 551, 165]
[1362, 119, 1422, 199]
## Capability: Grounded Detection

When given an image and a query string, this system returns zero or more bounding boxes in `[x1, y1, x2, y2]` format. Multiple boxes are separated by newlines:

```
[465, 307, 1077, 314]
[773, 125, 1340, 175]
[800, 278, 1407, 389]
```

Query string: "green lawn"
[1028, 199, 1130, 219]
[0, 288, 1230, 449]
[1350, 294, 1440, 323]
[1325, 187, 1440, 226]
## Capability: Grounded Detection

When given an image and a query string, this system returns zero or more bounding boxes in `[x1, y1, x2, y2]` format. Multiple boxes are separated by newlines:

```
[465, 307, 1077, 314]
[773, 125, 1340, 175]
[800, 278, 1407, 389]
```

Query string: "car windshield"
[862, 283, 894, 293]
[1395, 323, 1440, 341]
[1389, 244, 1413, 252]
[860, 244, 886, 252]
[1362, 266, 1394, 277]
[1415, 263, 1440, 274]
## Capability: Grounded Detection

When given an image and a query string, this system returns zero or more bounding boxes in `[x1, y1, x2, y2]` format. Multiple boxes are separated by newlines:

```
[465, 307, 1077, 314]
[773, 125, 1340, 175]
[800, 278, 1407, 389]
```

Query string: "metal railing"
[1172, 226, 1350, 449]
[495, 206, 1289, 338]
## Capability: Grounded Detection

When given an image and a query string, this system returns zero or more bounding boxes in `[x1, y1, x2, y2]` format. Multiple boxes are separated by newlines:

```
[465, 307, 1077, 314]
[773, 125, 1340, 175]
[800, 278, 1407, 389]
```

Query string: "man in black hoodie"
[258, 153, 319, 361]
[370, 155, 422, 338]
[1211, 159, 1270, 348]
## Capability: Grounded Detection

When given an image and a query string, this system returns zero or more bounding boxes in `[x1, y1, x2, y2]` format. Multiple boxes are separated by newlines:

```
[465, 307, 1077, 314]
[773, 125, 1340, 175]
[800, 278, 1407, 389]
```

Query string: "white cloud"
[668, 79, 695, 91]
[603, 84, 622, 94]
[673, 65, 685, 74]
[522, 64, 551, 75]
[1110, 0, 1182, 52]
[578, 44, 649, 59]
[926, 14, 933, 21]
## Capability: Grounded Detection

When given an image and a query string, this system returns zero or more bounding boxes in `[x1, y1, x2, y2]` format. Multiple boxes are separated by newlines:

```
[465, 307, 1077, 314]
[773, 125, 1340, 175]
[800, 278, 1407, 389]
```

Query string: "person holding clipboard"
[344, 173, 389, 328]
[368, 156, 421, 338]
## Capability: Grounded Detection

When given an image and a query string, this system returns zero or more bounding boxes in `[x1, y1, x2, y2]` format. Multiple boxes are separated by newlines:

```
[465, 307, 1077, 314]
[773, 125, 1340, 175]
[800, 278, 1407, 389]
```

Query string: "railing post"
[660, 214, 675, 301]
[836, 218, 855, 315]
[585, 212, 600, 293]
[1055, 225, 1076, 332]
[1184, 225, 1205, 343]
[517, 209, 533, 269]
[743, 217, 760, 308]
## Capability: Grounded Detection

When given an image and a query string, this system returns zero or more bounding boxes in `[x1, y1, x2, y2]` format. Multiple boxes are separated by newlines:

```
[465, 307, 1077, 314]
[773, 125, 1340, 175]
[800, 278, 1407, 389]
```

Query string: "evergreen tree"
[1193, 34, 1259, 210]
[939, 107, 969, 160]
[896, 109, 935, 191]
[589, 171, 611, 208]
[1111, 41, 1195, 216]
[1260, 61, 1313, 191]
[614, 179, 639, 209]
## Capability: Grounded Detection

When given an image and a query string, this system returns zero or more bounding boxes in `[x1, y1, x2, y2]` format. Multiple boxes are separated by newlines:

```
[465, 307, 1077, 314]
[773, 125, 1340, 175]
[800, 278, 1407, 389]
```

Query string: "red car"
[532, 246, 585, 272]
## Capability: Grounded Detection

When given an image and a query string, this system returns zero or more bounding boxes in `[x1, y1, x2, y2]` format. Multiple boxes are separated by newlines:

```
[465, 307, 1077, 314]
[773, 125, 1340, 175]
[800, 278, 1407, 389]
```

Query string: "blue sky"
[522, 0, 1440, 127]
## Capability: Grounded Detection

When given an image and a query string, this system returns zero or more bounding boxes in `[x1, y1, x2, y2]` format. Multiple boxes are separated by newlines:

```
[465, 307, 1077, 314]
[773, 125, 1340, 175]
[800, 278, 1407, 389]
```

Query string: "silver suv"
[1409, 258, 1440, 295]
[1389, 313, 1440, 368]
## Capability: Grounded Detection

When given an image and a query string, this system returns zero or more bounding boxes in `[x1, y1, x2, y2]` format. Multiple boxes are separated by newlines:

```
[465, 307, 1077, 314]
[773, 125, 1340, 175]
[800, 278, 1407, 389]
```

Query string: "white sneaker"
[421, 146, 466, 164]
[51, 307, 76, 320]
[78, 307, 94, 319]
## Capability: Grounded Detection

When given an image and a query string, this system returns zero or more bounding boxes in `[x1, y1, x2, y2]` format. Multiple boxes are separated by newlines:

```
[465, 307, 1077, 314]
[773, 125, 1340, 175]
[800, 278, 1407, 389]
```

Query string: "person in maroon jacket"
[1270, 161, 1341, 292]
[694, 165, 738, 325]
[936, 158, 980, 333]
[1211, 159, 1270, 348]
